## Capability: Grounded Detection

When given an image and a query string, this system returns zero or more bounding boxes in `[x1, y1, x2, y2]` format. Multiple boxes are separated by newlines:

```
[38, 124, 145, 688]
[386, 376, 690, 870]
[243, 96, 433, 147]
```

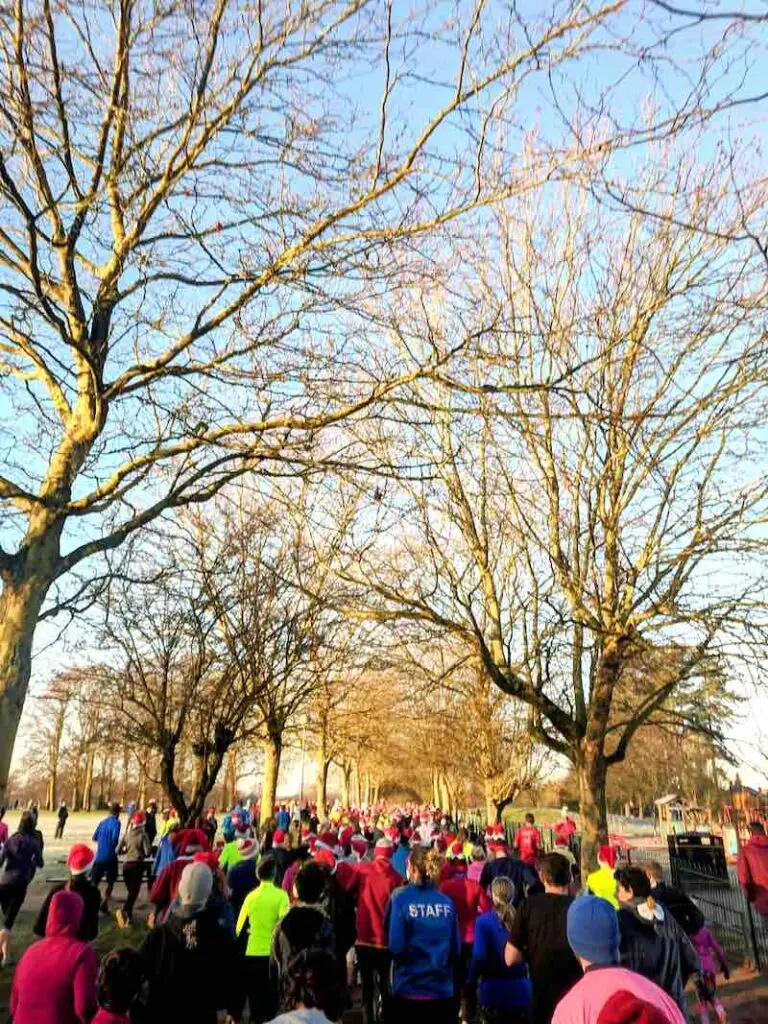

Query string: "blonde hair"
[409, 847, 443, 884]
[490, 876, 517, 933]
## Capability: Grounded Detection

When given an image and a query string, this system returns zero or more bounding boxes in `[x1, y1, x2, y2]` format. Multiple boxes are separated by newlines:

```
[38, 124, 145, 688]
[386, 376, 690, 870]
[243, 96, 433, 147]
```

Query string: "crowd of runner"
[0, 799, 763, 1024]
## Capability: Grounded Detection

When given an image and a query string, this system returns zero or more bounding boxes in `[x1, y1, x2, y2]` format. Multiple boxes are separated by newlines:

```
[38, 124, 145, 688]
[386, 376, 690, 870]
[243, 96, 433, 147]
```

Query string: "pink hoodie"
[11, 889, 99, 1024]
[690, 926, 727, 977]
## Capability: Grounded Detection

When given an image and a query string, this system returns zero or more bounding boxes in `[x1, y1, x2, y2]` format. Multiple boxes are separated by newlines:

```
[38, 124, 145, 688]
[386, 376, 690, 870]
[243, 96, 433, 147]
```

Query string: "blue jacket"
[388, 881, 460, 999]
[468, 910, 532, 1010]
[392, 845, 410, 879]
[153, 834, 177, 878]
[276, 810, 291, 831]
[93, 816, 121, 863]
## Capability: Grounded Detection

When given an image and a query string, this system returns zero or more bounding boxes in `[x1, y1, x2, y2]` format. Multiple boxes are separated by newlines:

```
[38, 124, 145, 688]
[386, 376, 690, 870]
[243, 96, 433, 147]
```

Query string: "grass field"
[0, 810, 148, 1014]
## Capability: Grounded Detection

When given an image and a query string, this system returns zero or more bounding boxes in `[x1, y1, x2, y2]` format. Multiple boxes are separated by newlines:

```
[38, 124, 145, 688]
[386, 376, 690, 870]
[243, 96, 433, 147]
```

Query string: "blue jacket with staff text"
[388, 881, 461, 999]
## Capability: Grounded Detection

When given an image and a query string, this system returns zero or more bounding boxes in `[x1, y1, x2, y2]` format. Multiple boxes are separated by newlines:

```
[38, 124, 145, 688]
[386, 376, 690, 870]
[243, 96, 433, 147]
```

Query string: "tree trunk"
[0, 575, 53, 805]
[83, 748, 96, 811]
[432, 770, 440, 807]
[137, 761, 147, 809]
[316, 759, 330, 815]
[340, 763, 352, 808]
[224, 749, 237, 809]
[576, 747, 608, 875]
[46, 771, 55, 811]
[361, 772, 370, 807]
[352, 764, 360, 808]
[438, 773, 450, 813]
[261, 733, 282, 821]
[484, 778, 496, 824]
[120, 745, 130, 806]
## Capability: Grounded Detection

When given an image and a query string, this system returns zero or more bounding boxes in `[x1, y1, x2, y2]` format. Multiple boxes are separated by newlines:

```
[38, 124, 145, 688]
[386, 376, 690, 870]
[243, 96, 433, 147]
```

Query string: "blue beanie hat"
[566, 895, 620, 966]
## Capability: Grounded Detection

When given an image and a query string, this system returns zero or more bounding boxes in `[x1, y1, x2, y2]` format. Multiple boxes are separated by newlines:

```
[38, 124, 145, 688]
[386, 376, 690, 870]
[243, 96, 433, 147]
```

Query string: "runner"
[236, 855, 290, 1022]
[354, 835, 402, 1024]
[10, 890, 99, 1023]
[92, 949, 144, 1024]
[586, 845, 619, 909]
[615, 865, 700, 1017]
[440, 843, 483, 1024]
[116, 811, 152, 928]
[553, 895, 685, 1024]
[469, 876, 532, 1024]
[737, 820, 768, 918]
[34, 843, 100, 941]
[388, 847, 461, 1024]
[504, 852, 582, 1024]
[91, 802, 122, 914]
[690, 923, 729, 1024]
[0, 810, 44, 966]
[514, 814, 542, 868]
[140, 862, 240, 1022]
[55, 801, 69, 839]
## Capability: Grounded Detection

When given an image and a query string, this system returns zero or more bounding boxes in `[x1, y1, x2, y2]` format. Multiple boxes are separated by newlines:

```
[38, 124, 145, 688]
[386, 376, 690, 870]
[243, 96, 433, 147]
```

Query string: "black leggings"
[357, 944, 391, 1024]
[0, 883, 28, 930]
[123, 861, 145, 921]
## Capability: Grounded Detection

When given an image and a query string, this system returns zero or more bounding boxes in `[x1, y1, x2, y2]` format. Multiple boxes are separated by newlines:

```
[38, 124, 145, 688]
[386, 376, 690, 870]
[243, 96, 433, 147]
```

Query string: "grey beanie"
[178, 862, 213, 912]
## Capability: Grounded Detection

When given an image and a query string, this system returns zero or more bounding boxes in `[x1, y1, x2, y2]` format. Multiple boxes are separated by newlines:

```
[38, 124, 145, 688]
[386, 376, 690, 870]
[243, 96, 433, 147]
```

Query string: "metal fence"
[629, 845, 768, 970]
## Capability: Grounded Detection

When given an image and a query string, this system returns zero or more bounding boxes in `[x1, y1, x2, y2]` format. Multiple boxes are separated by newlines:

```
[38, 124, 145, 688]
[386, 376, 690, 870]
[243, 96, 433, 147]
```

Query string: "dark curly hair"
[283, 948, 342, 1020]
[98, 948, 144, 1013]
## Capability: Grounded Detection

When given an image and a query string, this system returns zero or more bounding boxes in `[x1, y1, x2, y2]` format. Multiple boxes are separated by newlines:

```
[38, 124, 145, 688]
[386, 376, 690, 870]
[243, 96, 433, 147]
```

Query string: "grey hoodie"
[118, 824, 152, 863]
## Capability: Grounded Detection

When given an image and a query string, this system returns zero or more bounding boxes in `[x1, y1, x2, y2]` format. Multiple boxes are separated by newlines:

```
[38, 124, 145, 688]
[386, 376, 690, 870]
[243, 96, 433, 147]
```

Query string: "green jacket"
[236, 880, 289, 956]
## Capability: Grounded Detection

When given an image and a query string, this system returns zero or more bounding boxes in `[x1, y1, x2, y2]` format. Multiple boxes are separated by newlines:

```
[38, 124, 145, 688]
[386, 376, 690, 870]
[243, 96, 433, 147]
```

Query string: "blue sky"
[3, 0, 768, 787]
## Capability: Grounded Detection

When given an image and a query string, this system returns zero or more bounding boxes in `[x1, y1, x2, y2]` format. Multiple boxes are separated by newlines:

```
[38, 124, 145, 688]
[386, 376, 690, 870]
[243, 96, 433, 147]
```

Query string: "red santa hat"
[272, 829, 287, 848]
[176, 828, 209, 856]
[596, 990, 670, 1024]
[130, 811, 146, 827]
[385, 825, 400, 843]
[448, 841, 465, 860]
[598, 845, 618, 869]
[434, 835, 448, 853]
[351, 835, 368, 858]
[314, 848, 336, 871]
[307, 834, 318, 850]
[340, 826, 354, 846]
[374, 836, 394, 859]
[445, 833, 457, 845]
[237, 838, 259, 860]
[193, 851, 221, 870]
[67, 844, 95, 876]
[318, 830, 338, 848]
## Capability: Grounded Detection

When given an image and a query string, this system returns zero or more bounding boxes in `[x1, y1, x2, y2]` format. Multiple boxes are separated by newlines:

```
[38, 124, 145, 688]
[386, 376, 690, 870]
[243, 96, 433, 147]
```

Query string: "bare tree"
[0, 0, 650, 802]
[330, 171, 768, 868]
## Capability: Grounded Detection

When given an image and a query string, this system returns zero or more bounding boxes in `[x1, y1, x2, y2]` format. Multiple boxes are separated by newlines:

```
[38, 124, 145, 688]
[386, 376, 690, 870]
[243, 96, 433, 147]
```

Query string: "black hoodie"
[618, 897, 700, 1016]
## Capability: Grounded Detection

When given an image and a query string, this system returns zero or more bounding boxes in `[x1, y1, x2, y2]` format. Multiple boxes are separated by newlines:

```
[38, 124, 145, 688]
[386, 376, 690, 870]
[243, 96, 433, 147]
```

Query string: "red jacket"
[440, 869, 483, 944]
[515, 825, 541, 866]
[355, 856, 402, 947]
[11, 890, 98, 1024]
[737, 834, 768, 916]
[150, 855, 194, 910]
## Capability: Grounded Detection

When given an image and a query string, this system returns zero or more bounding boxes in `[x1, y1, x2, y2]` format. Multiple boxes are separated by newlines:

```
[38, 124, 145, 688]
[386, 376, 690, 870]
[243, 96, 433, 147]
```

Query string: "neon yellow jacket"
[218, 840, 242, 871]
[587, 864, 619, 909]
[236, 880, 289, 956]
